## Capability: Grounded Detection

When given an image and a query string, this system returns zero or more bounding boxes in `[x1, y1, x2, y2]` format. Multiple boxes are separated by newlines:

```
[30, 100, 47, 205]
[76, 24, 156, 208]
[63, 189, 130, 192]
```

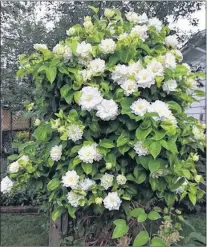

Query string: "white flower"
[8, 161, 20, 173]
[66, 27, 76, 36]
[112, 64, 130, 85]
[165, 35, 178, 49]
[167, 113, 178, 127]
[134, 141, 149, 156]
[99, 39, 116, 54]
[121, 80, 138, 96]
[103, 192, 122, 210]
[130, 98, 150, 116]
[100, 173, 114, 189]
[79, 69, 93, 82]
[34, 119, 41, 126]
[137, 13, 148, 24]
[136, 69, 155, 88]
[50, 145, 62, 161]
[67, 124, 83, 142]
[62, 170, 79, 189]
[78, 143, 102, 163]
[186, 78, 198, 95]
[79, 178, 95, 191]
[33, 44, 48, 50]
[118, 33, 128, 40]
[192, 126, 205, 141]
[147, 60, 164, 76]
[164, 52, 176, 69]
[1, 176, 13, 194]
[79, 86, 103, 111]
[104, 9, 115, 18]
[76, 41, 92, 58]
[96, 99, 119, 121]
[116, 175, 127, 185]
[162, 80, 177, 93]
[148, 17, 162, 32]
[148, 100, 172, 120]
[128, 61, 143, 76]
[89, 58, 105, 74]
[130, 25, 148, 41]
[67, 191, 84, 208]
[125, 12, 139, 23]
[53, 44, 72, 62]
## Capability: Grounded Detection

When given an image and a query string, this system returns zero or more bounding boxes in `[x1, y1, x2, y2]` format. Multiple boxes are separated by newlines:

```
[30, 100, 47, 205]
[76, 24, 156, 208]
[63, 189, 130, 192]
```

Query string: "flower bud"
[95, 197, 103, 205]
[34, 119, 41, 126]
[116, 174, 127, 185]
[106, 162, 113, 170]
[66, 27, 76, 36]
[104, 9, 115, 18]
[195, 175, 202, 183]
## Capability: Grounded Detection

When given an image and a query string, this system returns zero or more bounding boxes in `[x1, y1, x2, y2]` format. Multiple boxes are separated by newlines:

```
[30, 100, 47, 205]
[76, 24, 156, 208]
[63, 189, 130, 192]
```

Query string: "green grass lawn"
[0, 214, 49, 246]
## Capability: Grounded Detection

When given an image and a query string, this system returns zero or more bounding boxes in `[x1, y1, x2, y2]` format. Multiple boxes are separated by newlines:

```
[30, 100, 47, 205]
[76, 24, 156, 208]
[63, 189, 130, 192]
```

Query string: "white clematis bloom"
[50, 145, 62, 161]
[136, 69, 155, 88]
[8, 161, 20, 173]
[53, 44, 72, 62]
[78, 143, 102, 163]
[165, 35, 178, 49]
[67, 191, 84, 208]
[125, 12, 139, 23]
[103, 192, 122, 210]
[162, 80, 178, 93]
[79, 86, 103, 111]
[137, 13, 148, 24]
[1, 176, 13, 194]
[148, 100, 172, 120]
[121, 80, 138, 96]
[134, 141, 149, 156]
[76, 41, 92, 58]
[62, 170, 79, 189]
[89, 58, 105, 74]
[112, 64, 130, 85]
[128, 61, 143, 76]
[96, 99, 119, 121]
[79, 69, 93, 82]
[130, 25, 148, 41]
[164, 52, 176, 69]
[116, 175, 127, 185]
[147, 60, 164, 76]
[79, 178, 96, 191]
[130, 98, 150, 116]
[67, 124, 83, 142]
[33, 44, 48, 50]
[100, 173, 114, 189]
[148, 17, 162, 32]
[192, 126, 205, 141]
[99, 39, 116, 54]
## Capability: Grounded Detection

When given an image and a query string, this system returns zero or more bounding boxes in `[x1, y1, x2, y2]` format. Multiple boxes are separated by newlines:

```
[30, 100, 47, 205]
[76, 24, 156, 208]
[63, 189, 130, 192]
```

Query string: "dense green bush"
[1, 6, 205, 246]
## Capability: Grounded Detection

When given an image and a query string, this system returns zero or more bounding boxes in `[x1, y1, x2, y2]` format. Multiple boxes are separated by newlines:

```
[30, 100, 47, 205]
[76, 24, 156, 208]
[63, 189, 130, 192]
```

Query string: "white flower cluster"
[99, 39, 116, 54]
[67, 191, 84, 207]
[165, 35, 178, 49]
[78, 143, 102, 163]
[33, 44, 48, 51]
[8, 155, 29, 174]
[76, 41, 92, 58]
[78, 86, 119, 121]
[185, 78, 198, 95]
[134, 141, 149, 156]
[53, 44, 72, 62]
[112, 59, 166, 94]
[50, 145, 62, 161]
[162, 80, 178, 94]
[103, 192, 122, 211]
[192, 126, 205, 141]
[67, 124, 84, 142]
[100, 173, 114, 189]
[1, 176, 14, 194]
[130, 99, 177, 126]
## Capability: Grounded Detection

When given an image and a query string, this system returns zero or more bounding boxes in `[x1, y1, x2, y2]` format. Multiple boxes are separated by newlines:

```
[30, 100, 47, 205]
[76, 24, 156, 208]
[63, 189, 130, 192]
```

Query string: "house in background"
[181, 30, 206, 122]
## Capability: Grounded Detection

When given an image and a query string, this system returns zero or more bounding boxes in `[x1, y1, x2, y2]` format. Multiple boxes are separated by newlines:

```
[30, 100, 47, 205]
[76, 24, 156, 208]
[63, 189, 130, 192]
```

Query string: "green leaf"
[46, 66, 57, 83]
[148, 211, 161, 220]
[47, 178, 60, 191]
[151, 130, 166, 141]
[88, 5, 99, 14]
[74, 91, 82, 104]
[189, 193, 196, 205]
[60, 84, 71, 98]
[137, 213, 148, 222]
[148, 159, 160, 173]
[117, 132, 129, 147]
[133, 167, 146, 184]
[68, 109, 79, 122]
[170, 177, 185, 191]
[65, 91, 74, 104]
[149, 142, 162, 159]
[52, 207, 66, 221]
[150, 237, 166, 246]
[133, 231, 149, 246]
[130, 208, 145, 218]
[82, 163, 93, 174]
[136, 127, 152, 141]
[99, 139, 115, 149]
[8, 154, 19, 161]
[112, 219, 129, 239]
[168, 101, 182, 114]
[67, 204, 76, 219]
[107, 53, 120, 67]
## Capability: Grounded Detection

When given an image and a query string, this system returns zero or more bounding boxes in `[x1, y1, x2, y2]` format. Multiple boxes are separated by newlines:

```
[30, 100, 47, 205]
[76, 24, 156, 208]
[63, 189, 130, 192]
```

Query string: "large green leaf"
[149, 142, 162, 159]
[133, 231, 149, 246]
[136, 127, 152, 141]
[112, 219, 129, 239]
[81, 163, 93, 174]
[46, 66, 57, 83]
[150, 237, 166, 246]
[47, 178, 60, 191]
[148, 159, 160, 173]
[99, 139, 115, 149]
[148, 211, 161, 220]
[117, 131, 129, 147]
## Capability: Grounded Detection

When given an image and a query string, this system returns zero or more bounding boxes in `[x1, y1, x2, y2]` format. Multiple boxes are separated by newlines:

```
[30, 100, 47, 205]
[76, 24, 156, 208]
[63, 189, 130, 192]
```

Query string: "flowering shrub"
[1, 6, 206, 245]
